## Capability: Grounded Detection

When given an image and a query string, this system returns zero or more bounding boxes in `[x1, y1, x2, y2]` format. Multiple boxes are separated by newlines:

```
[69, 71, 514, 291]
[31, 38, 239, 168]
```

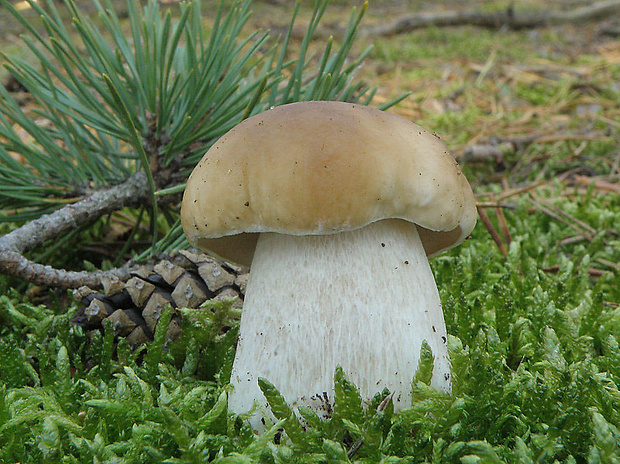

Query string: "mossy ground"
[1, 0, 619, 462]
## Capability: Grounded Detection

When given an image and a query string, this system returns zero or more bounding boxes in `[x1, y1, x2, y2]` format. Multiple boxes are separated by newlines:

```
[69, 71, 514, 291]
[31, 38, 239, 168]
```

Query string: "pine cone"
[72, 250, 248, 348]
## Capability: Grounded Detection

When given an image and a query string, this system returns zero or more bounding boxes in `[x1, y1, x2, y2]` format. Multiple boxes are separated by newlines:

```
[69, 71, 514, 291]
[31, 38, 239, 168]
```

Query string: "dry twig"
[463, 130, 609, 163]
[543, 264, 609, 278]
[572, 175, 620, 193]
[527, 194, 595, 241]
[476, 205, 508, 257]
[491, 195, 512, 248]
[530, 193, 596, 237]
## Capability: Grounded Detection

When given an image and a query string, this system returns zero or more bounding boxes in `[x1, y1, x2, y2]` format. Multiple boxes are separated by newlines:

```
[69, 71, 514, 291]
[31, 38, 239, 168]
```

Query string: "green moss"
[1, 183, 619, 462]
[372, 27, 534, 64]
[427, 107, 486, 145]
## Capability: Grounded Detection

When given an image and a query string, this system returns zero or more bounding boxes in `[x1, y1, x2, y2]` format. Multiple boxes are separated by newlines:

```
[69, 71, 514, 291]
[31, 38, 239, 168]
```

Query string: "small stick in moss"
[477, 205, 507, 257]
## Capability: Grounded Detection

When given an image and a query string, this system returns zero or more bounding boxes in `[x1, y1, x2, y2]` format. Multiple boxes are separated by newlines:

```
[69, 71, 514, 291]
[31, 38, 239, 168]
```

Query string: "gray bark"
[0, 172, 149, 288]
[361, 1, 620, 36]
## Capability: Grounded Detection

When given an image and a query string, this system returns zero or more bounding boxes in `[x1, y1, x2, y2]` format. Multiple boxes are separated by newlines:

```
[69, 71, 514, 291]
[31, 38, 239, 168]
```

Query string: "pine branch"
[0, 173, 148, 288]
[0, 0, 400, 291]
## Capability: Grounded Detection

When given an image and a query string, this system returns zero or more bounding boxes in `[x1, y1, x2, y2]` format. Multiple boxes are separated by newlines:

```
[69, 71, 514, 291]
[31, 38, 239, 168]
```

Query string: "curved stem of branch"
[0, 172, 149, 289]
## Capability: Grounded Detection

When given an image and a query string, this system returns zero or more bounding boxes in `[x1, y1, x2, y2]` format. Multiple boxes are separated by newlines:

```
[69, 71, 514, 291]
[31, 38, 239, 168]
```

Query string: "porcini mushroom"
[181, 101, 476, 423]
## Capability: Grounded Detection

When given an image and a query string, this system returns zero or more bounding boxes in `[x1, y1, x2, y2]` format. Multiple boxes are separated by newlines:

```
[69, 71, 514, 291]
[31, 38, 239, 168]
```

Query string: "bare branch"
[361, 0, 620, 37]
[0, 172, 149, 288]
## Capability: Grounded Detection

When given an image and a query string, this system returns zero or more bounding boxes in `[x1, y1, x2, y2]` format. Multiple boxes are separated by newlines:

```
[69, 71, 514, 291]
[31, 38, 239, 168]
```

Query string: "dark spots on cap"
[442, 336, 447, 344]
[404, 260, 409, 265]
[244, 201, 250, 207]
[381, 243, 386, 248]
[432, 326, 436, 332]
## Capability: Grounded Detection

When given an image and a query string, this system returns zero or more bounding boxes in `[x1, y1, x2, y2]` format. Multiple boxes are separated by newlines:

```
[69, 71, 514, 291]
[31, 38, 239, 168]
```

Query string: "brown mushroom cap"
[181, 101, 476, 266]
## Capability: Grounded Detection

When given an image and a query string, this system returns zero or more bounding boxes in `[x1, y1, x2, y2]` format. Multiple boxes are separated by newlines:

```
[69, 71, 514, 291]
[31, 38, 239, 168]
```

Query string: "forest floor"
[1, 1, 620, 461]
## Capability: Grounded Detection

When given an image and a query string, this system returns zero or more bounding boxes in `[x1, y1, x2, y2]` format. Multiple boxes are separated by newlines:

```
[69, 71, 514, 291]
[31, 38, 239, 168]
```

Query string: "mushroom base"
[228, 219, 451, 427]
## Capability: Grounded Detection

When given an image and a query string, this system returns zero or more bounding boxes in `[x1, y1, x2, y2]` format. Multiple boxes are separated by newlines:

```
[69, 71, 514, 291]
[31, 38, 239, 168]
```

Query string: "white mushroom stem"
[228, 218, 451, 424]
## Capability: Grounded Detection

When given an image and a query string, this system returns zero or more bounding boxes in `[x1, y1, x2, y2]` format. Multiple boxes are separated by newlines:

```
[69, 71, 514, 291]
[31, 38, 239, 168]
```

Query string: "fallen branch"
[0, 172, 149, 289]
[462, 130, 610, 163]
[361, 0, 620, 36]
[462, 143, 513, 164]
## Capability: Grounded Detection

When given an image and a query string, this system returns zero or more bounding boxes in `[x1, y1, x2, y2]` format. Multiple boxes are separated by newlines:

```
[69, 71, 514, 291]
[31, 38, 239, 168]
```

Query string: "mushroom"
[181, 101, 476, 424]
